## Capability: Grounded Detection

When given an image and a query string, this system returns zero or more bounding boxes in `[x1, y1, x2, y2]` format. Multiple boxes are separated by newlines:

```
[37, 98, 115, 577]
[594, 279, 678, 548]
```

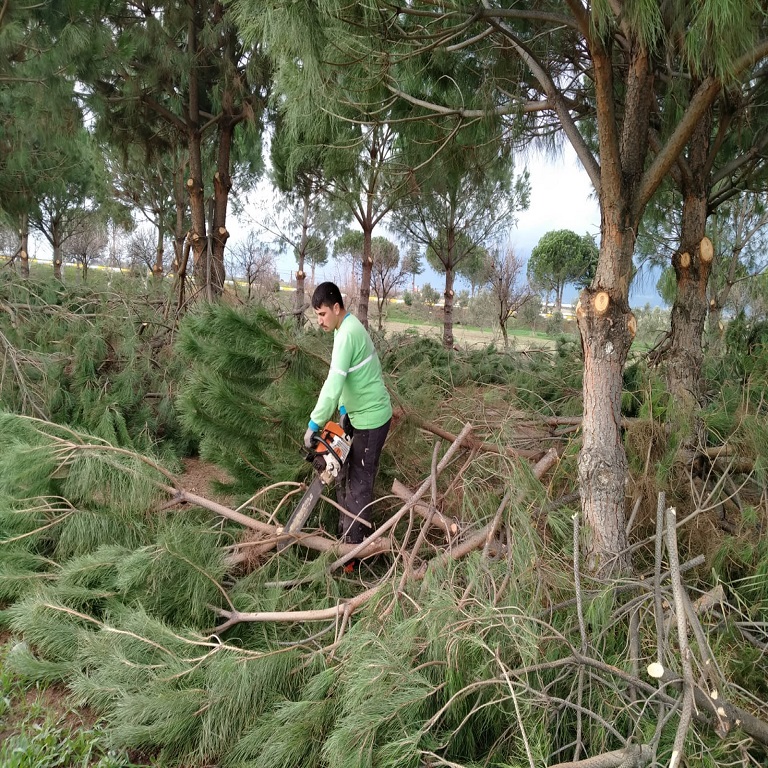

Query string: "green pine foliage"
[175, 301, 331, 492]
[3, 288, 768, 766]
[0, 272, 188, 455]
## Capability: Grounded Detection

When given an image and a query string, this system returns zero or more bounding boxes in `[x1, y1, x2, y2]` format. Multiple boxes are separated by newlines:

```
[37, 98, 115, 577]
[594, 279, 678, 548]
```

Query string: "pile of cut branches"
[2, 297, 768, 767]
[2, 406, 768, 768]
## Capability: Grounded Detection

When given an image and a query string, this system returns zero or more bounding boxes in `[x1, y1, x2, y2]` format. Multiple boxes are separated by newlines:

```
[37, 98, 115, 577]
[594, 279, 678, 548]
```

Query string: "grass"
[383, 304, 561, 341]
[0, 638, 153, 768]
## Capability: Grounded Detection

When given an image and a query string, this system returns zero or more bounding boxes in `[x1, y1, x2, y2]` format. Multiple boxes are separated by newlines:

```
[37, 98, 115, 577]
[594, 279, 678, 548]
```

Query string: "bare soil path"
[383, 321, 557, 350]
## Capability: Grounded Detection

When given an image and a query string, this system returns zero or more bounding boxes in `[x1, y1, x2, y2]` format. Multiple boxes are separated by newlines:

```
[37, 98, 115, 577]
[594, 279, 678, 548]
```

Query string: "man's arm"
[308, 331, 352, 430]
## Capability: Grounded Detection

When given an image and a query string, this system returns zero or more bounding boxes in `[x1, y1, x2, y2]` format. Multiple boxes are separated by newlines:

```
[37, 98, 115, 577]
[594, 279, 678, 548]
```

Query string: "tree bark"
[358, 224, 373, 329]
[18, 212, 29, 279]
[664, 107, 713, 412]
[443, 266, 455, 349]
[576, 284, 634, 574]
[294, 193, 310, 326]
[572, 31, 654, 575]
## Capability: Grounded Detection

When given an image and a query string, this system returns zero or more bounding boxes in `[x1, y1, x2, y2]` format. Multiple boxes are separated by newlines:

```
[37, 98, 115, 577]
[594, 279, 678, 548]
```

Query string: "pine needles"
[4, 289, 768, 767]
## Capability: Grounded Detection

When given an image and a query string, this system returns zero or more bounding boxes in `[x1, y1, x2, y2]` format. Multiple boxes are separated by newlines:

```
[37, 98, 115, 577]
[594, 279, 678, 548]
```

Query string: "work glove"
[304, 427, 317, 450]
[340, 412, 353, 437]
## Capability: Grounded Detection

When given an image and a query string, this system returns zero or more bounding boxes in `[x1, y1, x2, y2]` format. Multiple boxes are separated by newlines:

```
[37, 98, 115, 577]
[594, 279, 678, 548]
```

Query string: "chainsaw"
[277, 420, 352, 551]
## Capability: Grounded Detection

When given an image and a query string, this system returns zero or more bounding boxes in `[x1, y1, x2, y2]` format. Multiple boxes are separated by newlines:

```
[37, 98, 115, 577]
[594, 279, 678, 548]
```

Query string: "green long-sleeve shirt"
[309, 313, 392, 431]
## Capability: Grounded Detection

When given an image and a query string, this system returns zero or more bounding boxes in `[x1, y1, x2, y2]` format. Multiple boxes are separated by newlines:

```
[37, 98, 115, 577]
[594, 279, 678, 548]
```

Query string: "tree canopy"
[527, 229, 599, 311]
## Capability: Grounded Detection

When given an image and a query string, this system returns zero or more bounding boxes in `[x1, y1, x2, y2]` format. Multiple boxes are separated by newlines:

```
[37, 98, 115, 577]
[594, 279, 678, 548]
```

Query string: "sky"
[242, 143, 663, 308]
[23, 140, 663, 307]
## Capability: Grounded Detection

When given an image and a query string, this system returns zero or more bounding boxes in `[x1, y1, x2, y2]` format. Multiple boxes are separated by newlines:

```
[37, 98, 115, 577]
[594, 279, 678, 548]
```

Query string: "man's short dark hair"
[312, 282, 345, 310]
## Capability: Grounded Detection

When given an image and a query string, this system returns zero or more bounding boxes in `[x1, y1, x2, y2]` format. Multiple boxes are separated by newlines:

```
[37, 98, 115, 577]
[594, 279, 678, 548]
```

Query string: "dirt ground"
[180, 456, 234, 499]
[383, 320, 556, 350]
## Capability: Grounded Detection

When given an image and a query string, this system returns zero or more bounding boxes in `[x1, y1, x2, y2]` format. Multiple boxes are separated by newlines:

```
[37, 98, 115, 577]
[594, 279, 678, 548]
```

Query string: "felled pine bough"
[211, 430, 561, 631]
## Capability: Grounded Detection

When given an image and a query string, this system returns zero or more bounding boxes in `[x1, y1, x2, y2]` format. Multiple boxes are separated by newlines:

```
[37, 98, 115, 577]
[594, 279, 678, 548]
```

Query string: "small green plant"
[0, 640, 153, 768]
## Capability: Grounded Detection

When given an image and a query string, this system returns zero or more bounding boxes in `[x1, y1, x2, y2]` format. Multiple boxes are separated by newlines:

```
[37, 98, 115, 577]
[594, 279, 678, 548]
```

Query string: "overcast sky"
[246, 141, 661, 308]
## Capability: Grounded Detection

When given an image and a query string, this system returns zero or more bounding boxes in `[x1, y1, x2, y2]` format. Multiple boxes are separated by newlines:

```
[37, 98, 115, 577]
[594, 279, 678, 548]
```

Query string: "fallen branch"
[548, 744, 652, 768]
[391, 478, 459, 538]
[164, 485, 390, 561]
[211, 585, 381, 633]
[408, 412, 543, 460]
[330, 423, 475, 571]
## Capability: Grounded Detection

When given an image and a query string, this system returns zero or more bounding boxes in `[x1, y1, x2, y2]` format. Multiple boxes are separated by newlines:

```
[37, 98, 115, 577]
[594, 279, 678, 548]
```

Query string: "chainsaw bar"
[277, 420, 351, 553]
[277, 474, 327, 551]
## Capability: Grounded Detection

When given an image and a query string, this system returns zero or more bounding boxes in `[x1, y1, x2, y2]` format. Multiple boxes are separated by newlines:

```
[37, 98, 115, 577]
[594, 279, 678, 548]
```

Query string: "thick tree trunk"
[664, 111, 713, 412]
[575, 210, 636, 575]
[187, 128, 207, 296]
[52, 225, 63, 282]
[295, 194, 310, 326]
[572, 33, 655, 575]
[18, 213, 29, 279]
[358, 225, 373, 329]
[577, 288, 634, 574]
[442, 266, 455, 349]
[666, 236, 711, 412]
[210, 116, 235, 297]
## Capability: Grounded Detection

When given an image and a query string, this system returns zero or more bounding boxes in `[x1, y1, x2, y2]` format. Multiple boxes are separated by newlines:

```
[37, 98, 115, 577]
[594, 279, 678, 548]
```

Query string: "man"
[304, 282, 392, 544]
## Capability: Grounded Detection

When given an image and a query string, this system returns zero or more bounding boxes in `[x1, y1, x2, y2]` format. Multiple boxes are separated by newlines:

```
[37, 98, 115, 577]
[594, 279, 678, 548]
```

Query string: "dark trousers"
[337, 418, 391, 544]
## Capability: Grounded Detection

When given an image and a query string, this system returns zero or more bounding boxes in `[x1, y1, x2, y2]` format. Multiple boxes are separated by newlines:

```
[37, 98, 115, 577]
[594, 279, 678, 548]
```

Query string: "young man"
[304, 282, 392, 544]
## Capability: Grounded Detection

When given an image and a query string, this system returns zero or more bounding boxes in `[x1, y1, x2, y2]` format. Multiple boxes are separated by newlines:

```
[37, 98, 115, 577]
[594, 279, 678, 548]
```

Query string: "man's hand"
[340, 413, 353, 437]
[304, 427, 317, 450]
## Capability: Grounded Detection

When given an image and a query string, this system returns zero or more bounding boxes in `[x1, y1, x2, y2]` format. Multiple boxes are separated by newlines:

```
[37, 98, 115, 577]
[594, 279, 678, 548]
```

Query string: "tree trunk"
[295, 194, 309, 326]
[575, 212, 636, 575]
[177, 235, 192, 310]
[664, 110, 713, 412]
[442, 266, 455, 349]
[358, 225, 373, 328]
[185, 15, 208, 299]
[52, 223, 63, 282]
[187, 128, 207, 296]
[18, 213, 29, 279]
[210, 115, 235, 297]
[172, 152, 188, 278]
[154, 216, 165, 280]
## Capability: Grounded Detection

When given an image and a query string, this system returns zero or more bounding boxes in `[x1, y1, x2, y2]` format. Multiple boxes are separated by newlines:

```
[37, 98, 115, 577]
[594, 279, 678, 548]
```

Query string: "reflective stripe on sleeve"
[348, 353, 374, 373]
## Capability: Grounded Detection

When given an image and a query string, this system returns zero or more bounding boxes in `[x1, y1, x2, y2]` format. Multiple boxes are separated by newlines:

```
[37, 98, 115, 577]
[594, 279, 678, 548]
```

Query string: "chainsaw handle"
[312, 433, 336, 456]
[303, 432, 330, 461]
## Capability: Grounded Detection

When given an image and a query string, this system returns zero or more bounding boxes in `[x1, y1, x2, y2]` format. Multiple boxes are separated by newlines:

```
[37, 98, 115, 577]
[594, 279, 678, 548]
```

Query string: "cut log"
[700, 236, 714, 263]
[680, 251, 691, 268]
[548, 744, 652, 768]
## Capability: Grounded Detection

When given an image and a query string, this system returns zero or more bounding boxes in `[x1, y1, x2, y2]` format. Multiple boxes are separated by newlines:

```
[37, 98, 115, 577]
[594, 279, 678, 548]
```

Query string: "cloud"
[513, 147, 601, 255]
